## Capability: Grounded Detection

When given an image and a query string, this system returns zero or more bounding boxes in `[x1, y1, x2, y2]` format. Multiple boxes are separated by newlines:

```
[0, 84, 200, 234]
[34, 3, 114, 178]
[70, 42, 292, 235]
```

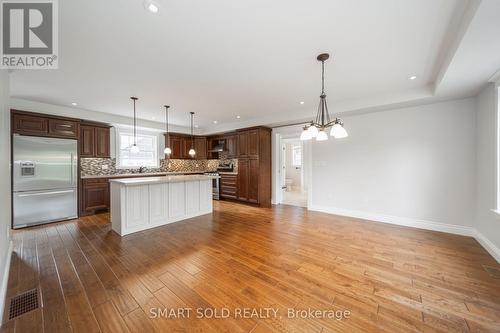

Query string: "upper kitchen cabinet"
[194, 137, 207, 160]
[224, 133, 238, 158]
[12, 113, 48, 135]
[238, 129, 259, 158]
[165, 133, 208, 159]
[80, 123, 111, 158]
[48, 119, 79, 138]
[11, 110, 78, 138]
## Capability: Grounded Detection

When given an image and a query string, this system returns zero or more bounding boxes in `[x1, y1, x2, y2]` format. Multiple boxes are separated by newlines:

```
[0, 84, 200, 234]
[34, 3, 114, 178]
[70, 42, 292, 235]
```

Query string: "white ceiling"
[9, 0, 500, 133]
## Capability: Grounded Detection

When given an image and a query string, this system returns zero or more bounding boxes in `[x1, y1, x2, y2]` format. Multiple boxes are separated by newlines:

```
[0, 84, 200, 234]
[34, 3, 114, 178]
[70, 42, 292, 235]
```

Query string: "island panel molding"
[110, 175, 216, 236]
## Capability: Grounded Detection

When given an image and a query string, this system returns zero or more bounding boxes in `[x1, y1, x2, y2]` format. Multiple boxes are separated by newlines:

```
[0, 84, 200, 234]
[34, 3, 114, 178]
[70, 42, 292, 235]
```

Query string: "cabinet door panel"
[80, 126, 95, 157]
[238, 132, 248, 157]
[194, 137, 207, 160]
[247, 129, 259, 158]
[248, 158, 259, 203]
[185, 181, 200, 215]
[83, 183, 108, 211]
[126, 185, 149, 229]
[169, 182, 186, 218]
[12, 114, 48, 135]
[48, 119, 78, 138]
[225, 135, 238, 158]
[149, 183, 169, 225]
[170, 136, 183, 159]
[95, 127, 110, 158]
[237, 159, 249, 201]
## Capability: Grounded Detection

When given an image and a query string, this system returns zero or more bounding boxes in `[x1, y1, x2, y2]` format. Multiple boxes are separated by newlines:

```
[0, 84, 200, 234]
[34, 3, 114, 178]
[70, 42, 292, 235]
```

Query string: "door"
[13, 135, 78, 192]
[13, 188, 78, 228]
[237, 159, 249, 201]
[48, 119, 79, 138]
[82, 182, 109, 211]
[12, 113, 48, 135]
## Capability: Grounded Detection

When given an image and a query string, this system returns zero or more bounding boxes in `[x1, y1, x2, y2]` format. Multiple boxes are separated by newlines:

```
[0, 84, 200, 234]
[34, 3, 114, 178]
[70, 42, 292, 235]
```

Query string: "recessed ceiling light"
[71, 102, 77, 106]
[236, 115, 241, 119]
[144, 1, 159, 13]
[213, 120, 218, 124]
[409, 75, 417, 80]
[300, 101, 305, 105]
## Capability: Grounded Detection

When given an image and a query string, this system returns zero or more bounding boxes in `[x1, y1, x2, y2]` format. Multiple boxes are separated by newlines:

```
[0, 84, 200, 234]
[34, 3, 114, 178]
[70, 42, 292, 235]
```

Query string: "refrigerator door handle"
[70, 152, 75, 185]
[17, 190, 75, 197]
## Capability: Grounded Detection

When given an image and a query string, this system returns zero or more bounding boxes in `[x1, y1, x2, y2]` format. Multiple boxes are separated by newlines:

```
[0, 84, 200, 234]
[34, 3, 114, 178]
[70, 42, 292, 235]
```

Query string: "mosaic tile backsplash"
[81, 157, 238, 177]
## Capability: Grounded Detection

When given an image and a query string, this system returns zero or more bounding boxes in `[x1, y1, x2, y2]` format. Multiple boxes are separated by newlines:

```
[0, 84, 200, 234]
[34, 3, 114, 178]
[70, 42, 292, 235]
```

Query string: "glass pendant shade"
[188, 148, 196, 157]
[330, 123, 348, 138]
[164, 147, 172, 155]
[130, 144, 140, 153]
[300, 128, 312, 141]
[316, 130, 328, 141]
[307, 125, 319, 138]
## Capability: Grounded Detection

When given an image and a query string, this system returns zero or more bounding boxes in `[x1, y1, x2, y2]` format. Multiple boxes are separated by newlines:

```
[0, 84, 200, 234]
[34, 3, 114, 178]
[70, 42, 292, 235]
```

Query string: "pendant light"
[130, 97, 140, 153]
[300, 53, 348, 141]
[163, 105, 172, 156]
[188, 112, 196, 158]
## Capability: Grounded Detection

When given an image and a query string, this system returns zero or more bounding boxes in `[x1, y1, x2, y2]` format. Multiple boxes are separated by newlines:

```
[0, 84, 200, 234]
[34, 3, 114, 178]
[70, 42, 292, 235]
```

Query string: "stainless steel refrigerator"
[13, 134, 78, 229]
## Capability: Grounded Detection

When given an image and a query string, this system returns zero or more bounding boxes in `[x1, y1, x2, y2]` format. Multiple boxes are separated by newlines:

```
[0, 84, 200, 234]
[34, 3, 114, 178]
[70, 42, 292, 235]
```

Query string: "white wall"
[475, 83, 500, 261]
[0, 70, 12, 321]
[309, 98, 477, 233]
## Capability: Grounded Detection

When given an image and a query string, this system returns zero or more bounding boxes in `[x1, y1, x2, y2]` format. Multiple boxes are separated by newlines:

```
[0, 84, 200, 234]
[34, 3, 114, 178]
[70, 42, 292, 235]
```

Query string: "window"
[117, 132, 158, 168]
[292, 145, 302, 167]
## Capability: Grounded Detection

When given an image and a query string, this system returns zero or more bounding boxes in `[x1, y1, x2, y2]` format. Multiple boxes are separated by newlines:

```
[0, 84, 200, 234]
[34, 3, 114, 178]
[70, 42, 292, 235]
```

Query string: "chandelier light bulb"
[316, 130, 328, 141]
[300, 127, 312, 141]
[307, 125, 319, 138]
[164, 147, 172, 155]
[330, 123, 348, 138]
[188, 148, 196, 157]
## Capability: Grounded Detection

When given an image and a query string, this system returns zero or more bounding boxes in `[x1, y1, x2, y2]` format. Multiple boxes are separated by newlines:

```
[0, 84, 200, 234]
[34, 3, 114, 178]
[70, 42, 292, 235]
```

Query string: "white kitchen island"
[109, 175, 217, 236]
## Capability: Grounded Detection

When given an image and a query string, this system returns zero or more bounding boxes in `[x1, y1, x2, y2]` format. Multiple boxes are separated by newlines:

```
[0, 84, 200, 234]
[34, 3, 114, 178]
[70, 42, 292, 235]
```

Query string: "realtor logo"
[1, 0, 58, 69]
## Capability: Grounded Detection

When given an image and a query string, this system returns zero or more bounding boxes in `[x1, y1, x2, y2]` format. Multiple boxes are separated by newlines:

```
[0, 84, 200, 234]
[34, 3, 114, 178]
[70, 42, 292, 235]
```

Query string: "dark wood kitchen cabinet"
[79, 123, 111, 158]
[11, 110, 79, 138]
[81, 178, 110, 215]
[220, 174, 237, 199]
[166, 133, 207, 159]
[48, 119, 79, 138]
[95, 127, 111, 157]
[194, 137, 207, 160]
[236, 127, 271, 207]
[224, 133, 238, 158]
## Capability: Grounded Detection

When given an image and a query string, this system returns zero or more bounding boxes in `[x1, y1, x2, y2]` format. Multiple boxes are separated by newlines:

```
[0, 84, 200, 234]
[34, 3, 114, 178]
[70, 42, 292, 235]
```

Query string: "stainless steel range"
[204, 172, 220, 200]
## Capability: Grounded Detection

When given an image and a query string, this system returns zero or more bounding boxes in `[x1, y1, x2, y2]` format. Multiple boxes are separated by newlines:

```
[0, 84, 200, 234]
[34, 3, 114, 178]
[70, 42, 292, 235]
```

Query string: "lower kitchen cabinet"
[81, 178, 110, 215]
[220, 174, 237, 199]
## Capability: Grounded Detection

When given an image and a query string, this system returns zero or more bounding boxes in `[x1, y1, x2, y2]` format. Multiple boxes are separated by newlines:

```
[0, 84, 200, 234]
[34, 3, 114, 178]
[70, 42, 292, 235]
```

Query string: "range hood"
[209, 142, 225, 152]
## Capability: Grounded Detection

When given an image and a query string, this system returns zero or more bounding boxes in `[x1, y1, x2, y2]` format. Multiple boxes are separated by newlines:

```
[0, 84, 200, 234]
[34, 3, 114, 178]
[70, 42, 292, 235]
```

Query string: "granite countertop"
[81, 171, 205, 179]
[109, 174, 220, 186]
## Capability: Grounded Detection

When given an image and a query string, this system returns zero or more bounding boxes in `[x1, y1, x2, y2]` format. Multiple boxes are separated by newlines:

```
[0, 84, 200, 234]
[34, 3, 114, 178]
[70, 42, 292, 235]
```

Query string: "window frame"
[115, 129, 160, 169]
[291, 144, 302, 167]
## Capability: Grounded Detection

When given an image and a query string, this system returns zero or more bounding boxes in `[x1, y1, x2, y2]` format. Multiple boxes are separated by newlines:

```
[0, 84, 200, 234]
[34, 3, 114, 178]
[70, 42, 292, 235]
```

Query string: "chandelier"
[300, 53, 348, 141]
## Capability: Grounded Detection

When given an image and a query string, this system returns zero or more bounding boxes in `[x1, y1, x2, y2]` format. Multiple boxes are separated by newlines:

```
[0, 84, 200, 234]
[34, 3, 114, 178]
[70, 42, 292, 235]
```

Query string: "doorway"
[281, 138, 307, 207]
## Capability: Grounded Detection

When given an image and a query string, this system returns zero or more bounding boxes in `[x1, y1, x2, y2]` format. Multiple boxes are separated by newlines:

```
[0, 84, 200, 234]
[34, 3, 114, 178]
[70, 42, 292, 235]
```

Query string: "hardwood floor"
[2, 201, 500, 333]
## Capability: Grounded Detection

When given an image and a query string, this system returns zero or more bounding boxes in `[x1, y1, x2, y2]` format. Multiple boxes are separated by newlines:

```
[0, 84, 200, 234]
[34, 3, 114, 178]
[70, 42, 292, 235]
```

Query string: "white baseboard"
[0, 240, 13, 324]
[309, 205, 475, 236]
[308, 205, 500, 264]
[474, 230, 500, 263]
